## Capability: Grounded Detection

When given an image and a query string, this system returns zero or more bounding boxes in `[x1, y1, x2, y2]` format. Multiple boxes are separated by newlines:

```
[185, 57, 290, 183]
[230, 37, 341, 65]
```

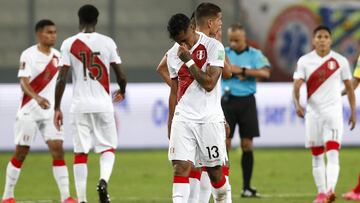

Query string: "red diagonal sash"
[21, 55, 58, 108]
[70, 39, 110, 94]
[307, 57, 339, 99]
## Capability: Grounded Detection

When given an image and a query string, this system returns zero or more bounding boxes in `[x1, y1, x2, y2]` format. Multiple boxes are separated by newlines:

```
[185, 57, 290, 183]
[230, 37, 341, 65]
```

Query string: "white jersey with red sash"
[293, 50, 351, 115]
[17, 45, 60, 120]
[59, 32, 122, 113]
[166, 32, 225, 123]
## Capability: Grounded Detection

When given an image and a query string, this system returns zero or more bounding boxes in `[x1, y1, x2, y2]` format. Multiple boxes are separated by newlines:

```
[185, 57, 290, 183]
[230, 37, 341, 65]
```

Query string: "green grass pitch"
[1, 148, 360, 202]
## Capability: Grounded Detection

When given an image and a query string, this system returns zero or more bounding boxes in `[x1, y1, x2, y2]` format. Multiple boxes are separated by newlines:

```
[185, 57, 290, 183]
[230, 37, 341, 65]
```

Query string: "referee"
[222, 24, 271, 198]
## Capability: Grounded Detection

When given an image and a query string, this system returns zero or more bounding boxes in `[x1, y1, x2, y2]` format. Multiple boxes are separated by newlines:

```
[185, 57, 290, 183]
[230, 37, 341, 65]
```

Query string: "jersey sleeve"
[17, 51, 32, 78]
[109, 39, 122, 64]
[353, 56, 360, 79]
[208, 40, 225, 68]
[293, 57, 305, 80]
[58, 40, 71, 67]
[340, 57, 352, 81]
[253, 50, 271, 69]
[166, 53, 178, 79]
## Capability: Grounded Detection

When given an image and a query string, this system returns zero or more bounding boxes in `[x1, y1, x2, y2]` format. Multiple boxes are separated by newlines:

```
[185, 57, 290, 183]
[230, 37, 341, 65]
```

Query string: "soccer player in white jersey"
[157, 3, 232, 203]
[293, 25, 356, 203]
[166, 13, 229, 203]
[1, 20, 76, 203]
[54, 5, 127, 203]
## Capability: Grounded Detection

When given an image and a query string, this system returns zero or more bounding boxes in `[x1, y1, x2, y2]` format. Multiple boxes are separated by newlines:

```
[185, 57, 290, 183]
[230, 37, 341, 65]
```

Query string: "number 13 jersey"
[59, 32, 122, 113]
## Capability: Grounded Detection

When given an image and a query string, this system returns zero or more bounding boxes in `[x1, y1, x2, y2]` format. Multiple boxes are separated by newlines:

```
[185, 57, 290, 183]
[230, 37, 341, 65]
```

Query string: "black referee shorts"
[221, 94, 260, 139]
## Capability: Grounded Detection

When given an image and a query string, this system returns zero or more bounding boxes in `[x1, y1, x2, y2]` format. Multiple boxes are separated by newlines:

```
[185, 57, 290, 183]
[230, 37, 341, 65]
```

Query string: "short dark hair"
[229, 23, 245, 32]
[78, 4, 99, 25]
[167, 13, 190, 40]
[313, 25, 331, 36]
[195, 2, 221, 25]
[35, 19, 55, 32]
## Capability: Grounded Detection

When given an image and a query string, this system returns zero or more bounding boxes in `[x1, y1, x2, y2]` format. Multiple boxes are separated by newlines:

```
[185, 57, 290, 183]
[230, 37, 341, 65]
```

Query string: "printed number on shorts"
[79, 51, 102, 81]
[331, 129, 339, 140]
[206, 146, 219, 159]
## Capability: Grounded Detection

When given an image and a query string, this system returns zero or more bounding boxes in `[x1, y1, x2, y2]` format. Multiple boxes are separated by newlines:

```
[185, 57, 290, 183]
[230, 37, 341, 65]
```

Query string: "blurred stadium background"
[1, 0, 360, 202]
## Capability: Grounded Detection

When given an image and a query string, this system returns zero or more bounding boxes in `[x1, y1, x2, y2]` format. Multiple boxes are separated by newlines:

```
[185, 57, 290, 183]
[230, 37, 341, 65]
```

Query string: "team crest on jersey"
[327, 61, 336, 70]
[196, 50, 206, 60]
[19, 62, 25, 70]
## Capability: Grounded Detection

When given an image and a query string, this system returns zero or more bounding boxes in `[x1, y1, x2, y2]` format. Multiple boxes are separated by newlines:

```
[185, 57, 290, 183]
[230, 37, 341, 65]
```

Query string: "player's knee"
[241, 139, 253, 151]
[172, 160, 191, 176]
[14, 146, 30, 162]
[206, 165, 223, 183]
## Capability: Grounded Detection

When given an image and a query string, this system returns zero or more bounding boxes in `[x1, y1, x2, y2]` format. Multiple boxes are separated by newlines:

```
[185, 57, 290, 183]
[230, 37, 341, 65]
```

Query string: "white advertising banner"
[0, 83, 359, 151]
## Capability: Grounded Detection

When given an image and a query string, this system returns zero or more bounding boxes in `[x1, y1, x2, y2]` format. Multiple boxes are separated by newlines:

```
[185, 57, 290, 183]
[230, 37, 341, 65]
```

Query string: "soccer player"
[54, 5, 126, 203]
[157, 3, 232, 203]
[221, 24, 271, 198]
[1, 20, 76, 203]
[166, 13, 229, 203]
[293, 25, 356, 203]
[342, 56, 360, 201]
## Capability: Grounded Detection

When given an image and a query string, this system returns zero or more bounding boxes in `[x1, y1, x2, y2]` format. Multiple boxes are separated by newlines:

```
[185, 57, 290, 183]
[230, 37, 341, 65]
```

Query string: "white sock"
[326, 150, 340, 192]
[173, 176, 190, 203]
[2, 161, 21, 199]
[100, 151, 115, 183]
[199, 171, 212, 203]
[189, 178, 200, 203]
[225, 175, 232, 203]
[52, 160, 70, 201]
[312, 154, 326, 194]
[74, 163, 87, 202]
[211, 176, 228, 203]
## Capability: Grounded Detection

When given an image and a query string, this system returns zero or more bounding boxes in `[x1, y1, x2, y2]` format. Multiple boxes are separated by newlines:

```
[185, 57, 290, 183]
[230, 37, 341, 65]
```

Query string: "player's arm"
[111, 63, 127, 102]
[156, 54, 172, 86]
[168, 78, 178, 139]
[344, 79, 356, 130]
[342, 77, 360, 95]
[222, 56, 232, 79]
[177, 44, 222, 92]
[19, 77, 50, 109]
[232, 65, 270, 80]
[54, 66, 70, 131]
[293, 79, 305, 118]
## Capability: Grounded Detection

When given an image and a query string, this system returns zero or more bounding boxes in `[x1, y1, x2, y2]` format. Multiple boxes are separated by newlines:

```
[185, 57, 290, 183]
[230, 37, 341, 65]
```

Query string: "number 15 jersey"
[59, 32, 122, 113]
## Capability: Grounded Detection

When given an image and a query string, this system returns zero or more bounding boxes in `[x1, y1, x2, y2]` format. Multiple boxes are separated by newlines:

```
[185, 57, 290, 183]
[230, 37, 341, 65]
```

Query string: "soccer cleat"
[342, 190, 360, 200]
[326, 191, 336, 203]
[313, 193, 327, 203]
[62, 197, 77, 203]
[2, 198, 16, 203]
[241, 187, 260, 198]
[97, 179, 110, 203]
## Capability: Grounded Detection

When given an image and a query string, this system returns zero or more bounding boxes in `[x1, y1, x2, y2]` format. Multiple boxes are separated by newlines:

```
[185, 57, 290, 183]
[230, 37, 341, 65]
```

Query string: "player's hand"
[177, 43, 192, 63]
[35, 96, 50, 109]
[54, 110, 63, 131]
[112, 90, 125, 103]
[348, 113, 356, 130]
[236, 74, 246, 81]
[295, 106, 305, 118]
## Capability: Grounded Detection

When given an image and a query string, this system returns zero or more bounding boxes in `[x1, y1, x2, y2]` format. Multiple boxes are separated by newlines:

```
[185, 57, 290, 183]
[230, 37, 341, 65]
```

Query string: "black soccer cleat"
[97, 179, 110, 203]
[241, 187, 261, 198]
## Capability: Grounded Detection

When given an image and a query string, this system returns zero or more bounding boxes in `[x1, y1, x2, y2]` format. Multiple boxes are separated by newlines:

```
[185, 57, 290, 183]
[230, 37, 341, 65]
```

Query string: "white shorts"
[70, 112, 117, 153]
[168, 121, 227, 167]
[14, 115, 63, 146]
[305, 112, 343, 147]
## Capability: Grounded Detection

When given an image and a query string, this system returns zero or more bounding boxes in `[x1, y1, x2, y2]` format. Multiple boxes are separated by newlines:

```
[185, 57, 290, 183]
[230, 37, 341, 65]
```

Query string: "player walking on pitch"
[293, 25, 356, 203]
[1, 19, 76, 203]
[54, 5, 127, 203]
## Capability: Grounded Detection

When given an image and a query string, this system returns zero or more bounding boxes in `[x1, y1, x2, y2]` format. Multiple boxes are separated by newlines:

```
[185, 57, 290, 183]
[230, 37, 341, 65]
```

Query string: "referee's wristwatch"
[241, 67, 246, 77]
